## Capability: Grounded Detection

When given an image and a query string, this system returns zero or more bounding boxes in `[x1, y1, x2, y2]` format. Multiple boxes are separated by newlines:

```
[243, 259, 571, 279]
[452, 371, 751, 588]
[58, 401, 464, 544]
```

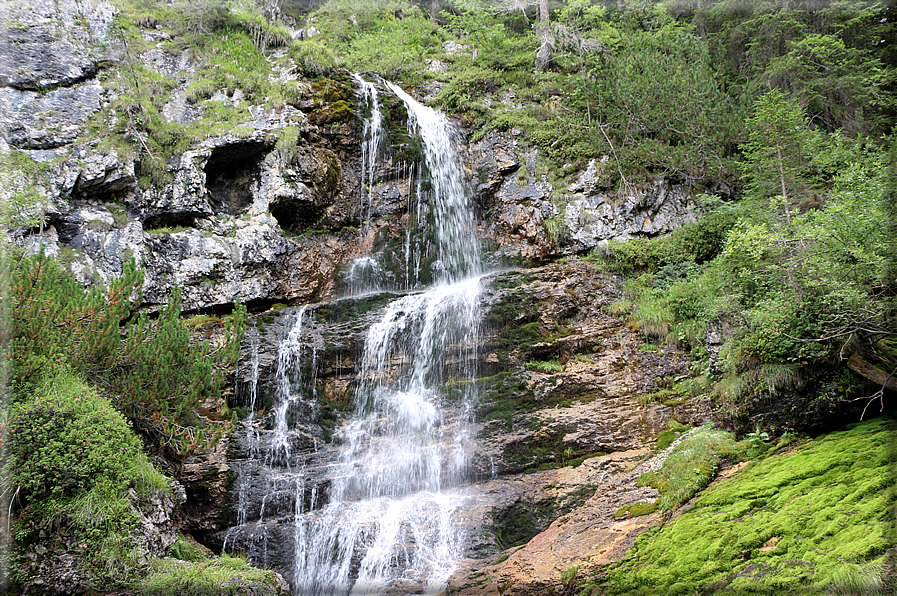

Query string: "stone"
[0, 84, 104, 149]
[564, 175, 699, 250]
[177, 432, 234, 533]
[0, 0, 118, 91]
[444, 434, 702, 596]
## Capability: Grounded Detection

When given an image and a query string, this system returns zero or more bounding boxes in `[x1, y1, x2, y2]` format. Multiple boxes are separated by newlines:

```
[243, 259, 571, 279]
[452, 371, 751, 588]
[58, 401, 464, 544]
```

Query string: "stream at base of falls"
[222, 76, 489, 595]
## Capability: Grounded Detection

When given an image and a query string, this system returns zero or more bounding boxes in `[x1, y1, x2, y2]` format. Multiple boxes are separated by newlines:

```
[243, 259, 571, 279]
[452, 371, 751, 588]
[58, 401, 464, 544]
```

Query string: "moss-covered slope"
[596, 416, 895, 595]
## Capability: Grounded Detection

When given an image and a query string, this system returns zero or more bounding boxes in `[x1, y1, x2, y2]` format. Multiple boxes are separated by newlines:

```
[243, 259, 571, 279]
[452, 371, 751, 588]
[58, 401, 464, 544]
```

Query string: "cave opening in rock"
[268, 199, 325, 234]
[204, 141, 270, 216]
[143, 213, 198, 232]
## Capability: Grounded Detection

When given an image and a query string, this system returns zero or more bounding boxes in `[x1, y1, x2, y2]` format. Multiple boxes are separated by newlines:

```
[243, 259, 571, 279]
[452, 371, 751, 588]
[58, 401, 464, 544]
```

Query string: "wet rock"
[177, 434, 233, 534]
[474, 263, 701, 474]
[445, 437, 700, 596]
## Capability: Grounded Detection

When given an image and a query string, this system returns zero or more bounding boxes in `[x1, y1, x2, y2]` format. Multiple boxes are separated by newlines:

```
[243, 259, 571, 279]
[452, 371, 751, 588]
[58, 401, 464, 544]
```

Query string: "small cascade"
[292, 277, 482, 595]
[388, 82, 482, 286]
[224, 306, 322, 569]
[352, 73, 386, 226]
[226, 81, 485, 595]
[271, 305, 317, 465]
[341, 76, 481, 294]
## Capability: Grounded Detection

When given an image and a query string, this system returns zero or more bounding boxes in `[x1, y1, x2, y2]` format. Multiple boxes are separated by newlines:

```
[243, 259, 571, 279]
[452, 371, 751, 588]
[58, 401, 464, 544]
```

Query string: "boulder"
[564, 165, 700, 249]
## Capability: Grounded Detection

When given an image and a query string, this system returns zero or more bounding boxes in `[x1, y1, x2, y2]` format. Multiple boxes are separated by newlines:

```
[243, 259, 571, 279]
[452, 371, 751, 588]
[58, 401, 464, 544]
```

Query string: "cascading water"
[226, 78, 484, 596]
[386, 82, 481, 285]
[352, 74, 385, 228]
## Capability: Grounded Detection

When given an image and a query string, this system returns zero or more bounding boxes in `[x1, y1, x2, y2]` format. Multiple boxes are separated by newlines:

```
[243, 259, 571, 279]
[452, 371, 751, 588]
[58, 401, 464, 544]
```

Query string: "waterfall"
[342, 76, 481, 294]
[226, 80, 484, 595]
[352, 73, 385, 227]
[387, 83, 481, 285]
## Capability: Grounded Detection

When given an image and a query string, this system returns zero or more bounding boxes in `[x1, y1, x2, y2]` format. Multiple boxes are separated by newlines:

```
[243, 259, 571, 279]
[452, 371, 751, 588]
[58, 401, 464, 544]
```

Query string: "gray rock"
[0, 84, 104, 149]
[0, 0, 118, 91]
[564, 173, 699, 250]
[140, 218, 296, 311]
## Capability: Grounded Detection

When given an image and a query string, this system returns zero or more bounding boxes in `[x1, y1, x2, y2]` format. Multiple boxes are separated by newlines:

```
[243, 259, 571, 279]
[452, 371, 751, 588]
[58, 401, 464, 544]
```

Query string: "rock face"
[3, 11, 720, 592]
[445, 442, 688, 596]
[563, 160, 700, 250]
[219, 263, 711, 587]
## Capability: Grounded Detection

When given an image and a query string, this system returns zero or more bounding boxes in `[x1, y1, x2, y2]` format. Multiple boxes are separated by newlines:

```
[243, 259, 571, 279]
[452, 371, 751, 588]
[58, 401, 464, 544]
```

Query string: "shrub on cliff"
[8, 250, 245, 453]
[2, 372, 171, 590]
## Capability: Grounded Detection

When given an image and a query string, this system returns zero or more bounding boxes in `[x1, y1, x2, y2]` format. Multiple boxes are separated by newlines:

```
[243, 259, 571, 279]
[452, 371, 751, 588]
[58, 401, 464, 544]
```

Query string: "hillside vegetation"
[278, 0, 897, 433]
[1, 0, 894, 593]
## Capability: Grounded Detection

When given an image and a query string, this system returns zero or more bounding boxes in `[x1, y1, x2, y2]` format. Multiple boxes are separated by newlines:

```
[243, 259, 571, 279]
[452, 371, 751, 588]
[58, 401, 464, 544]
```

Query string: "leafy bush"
[9, 251, 244, 453]
[595, 205, 741, 275]
[7, 373, 159, 501]
[4, 371, 171, 588]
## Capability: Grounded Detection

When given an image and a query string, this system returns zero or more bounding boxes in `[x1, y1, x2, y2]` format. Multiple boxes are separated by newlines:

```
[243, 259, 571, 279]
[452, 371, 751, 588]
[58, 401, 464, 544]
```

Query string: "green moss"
[603, 416, 895, 594]
[654, 420, 693, 452]
[638, 426, 738, 510]
[614, 501, 659, 519]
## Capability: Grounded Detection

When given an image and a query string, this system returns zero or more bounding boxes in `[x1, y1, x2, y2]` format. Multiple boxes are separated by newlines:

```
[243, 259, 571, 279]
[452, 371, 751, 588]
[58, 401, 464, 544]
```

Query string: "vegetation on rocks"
[139, 554, 285, 596]
[590, 416, 895, 595]
[8, 250, 245, 453]
[0, 250, 250, 591]
[1, 0, 894, 593]
[600, 101, 896, 422]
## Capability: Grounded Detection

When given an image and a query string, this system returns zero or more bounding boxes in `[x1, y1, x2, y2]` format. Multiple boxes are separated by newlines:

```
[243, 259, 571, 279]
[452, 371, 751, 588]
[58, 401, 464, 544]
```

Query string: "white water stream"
[227, 79, 484, 595]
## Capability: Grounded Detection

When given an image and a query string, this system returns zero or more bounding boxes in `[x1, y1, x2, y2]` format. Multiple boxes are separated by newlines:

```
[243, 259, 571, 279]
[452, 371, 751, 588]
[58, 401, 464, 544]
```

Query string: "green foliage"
[9, 251, 245, 453]
[653, 420, 692, 451]
[637, 425, 738, 510]
[613, 501, 658, 519]
[6, 373, 166, 501]
[303, 1, 440, 85]
[289, 40, 340, 76]
[138, 554, 281, 595]
[525, 359, 566, 374]
[764, 33, 890, 134]
[740, 89, 815, 201]
[828, 563, 889, 596]
[603, 300, 632, 317]
[170, 536, 210, 562]
[3, 371, 170, 588]
[604, 416, 895, 594]
[696, 0, 895, 134]
[595, 203, 742, 274]
[590, 24, 747, 179]
[600, 127, 894, 409]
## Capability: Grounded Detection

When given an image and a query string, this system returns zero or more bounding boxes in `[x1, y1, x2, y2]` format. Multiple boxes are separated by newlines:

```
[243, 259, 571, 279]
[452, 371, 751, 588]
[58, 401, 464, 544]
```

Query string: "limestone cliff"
[1, 0, 706, 318]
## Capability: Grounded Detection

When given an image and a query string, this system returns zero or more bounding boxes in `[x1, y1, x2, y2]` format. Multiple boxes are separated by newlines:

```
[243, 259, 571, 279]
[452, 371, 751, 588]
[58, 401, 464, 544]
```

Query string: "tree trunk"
[535, 0, 553, 71]
[846, 354, 897, 392]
